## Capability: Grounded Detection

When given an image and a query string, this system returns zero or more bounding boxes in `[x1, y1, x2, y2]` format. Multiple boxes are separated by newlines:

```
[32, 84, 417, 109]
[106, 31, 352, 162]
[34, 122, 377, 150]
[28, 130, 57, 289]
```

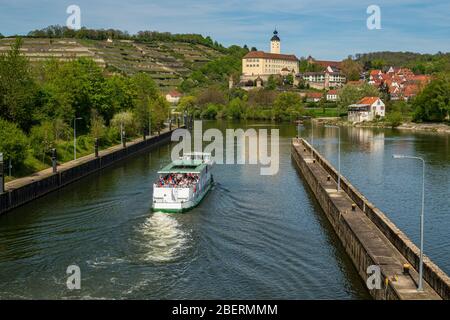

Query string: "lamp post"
[393, 154, 425, 291]
[73, 117, 82, 160]
[324, 125, 341, 192]
[0, 153, 4, 194]
[148, 113, 151, 137]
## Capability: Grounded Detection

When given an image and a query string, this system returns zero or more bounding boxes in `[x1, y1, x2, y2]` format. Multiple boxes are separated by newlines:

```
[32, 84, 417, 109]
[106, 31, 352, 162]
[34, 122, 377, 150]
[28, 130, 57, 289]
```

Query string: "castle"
[239, 30, 299, 86]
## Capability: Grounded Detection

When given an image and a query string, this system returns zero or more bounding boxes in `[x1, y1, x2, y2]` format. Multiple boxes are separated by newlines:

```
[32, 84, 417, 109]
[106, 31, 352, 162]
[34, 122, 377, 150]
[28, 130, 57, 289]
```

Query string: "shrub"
[0, 118, 29, 166]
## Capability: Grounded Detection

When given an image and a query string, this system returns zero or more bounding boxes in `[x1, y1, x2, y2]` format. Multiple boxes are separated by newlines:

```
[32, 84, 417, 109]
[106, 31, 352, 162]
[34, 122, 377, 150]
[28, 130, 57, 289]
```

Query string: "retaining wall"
[292, 138, 450, 300]
[0, 129, 180, 215]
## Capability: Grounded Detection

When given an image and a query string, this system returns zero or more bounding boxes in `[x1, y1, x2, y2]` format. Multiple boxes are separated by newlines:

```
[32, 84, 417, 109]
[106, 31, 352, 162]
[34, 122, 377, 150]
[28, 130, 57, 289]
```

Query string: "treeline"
[355, 51, 450, 74]
[180, 46, 249, 92]
[25, 25, 226, 52]
[0, 38, 170, 177]
[177, 87, 313, 122]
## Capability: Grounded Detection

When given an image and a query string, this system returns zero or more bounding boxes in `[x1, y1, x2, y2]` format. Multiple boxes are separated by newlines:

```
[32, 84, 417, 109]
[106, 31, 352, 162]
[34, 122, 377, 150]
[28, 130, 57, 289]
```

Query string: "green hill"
[0, 37, 225, 89]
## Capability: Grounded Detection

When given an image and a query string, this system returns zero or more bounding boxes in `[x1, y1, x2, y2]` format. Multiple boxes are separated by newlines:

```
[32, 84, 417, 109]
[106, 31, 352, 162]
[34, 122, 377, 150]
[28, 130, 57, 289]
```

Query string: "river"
[0, 120, 448, 299]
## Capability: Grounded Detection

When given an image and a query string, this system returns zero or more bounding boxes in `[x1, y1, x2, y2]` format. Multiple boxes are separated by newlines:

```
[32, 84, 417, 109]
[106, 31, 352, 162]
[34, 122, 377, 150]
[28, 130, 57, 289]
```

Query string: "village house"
[165, 90, 182, 105]
[326, 89, 338, 102]
[347, 97, 385, 123]
[368, 66, 431, 101]
[306, 92, 323, 102]
[297, 57, 346, 89]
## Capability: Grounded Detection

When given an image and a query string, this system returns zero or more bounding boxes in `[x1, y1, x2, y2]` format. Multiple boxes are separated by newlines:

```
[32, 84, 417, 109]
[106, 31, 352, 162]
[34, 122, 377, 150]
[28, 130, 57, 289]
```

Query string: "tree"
[197, 87, 226, 106]
[273, 92, 303, 120]
[29, 121, 56, 161]
[111, 111, 138, 138]
[267, 75, 277, 90]
[0, 118, 29, 166]
[150, 95, 170, 132]
[89, 109, 106, 141]
[0, 38, 37, 130]
[341, 57, 363, 81]
[131, 72, 158, 135]
[177, 95, 198, 115]
[226, 98, 246, 119]
[338, 83, 380, 111]
[413, 73, 450, 122]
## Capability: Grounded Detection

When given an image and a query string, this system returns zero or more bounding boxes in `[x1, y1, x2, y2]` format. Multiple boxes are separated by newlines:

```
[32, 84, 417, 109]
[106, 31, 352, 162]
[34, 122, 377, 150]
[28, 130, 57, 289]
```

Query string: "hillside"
[0, 37, 225, 89]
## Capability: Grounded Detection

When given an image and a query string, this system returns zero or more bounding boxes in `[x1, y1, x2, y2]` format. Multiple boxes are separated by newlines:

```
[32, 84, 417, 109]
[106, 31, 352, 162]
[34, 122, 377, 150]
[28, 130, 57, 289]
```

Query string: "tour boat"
[152, 153, 214, 213]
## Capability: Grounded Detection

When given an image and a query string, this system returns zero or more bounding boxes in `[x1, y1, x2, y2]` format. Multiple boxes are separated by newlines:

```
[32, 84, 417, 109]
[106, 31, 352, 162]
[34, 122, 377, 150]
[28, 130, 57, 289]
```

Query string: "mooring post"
[95, 138, 99, 158]
[169, 119, 172, 131]
[0, 153, 4, 194]
[177, 117, 180, 128]
[51, 148, 57, 173]
[122, 132, 126, 148]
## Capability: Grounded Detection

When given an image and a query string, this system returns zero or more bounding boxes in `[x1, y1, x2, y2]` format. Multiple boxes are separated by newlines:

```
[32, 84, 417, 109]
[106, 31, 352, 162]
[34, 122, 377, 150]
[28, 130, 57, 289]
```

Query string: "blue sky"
[1, 0, 449, 60]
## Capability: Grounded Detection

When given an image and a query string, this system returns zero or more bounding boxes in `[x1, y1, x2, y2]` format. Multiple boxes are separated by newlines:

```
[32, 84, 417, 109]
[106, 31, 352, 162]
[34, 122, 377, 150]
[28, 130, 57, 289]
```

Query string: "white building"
[348, 97, 385, 123]
[166, 90, 182, 105]
[241, 30, 299, 83]
[326, 89, 338, 102]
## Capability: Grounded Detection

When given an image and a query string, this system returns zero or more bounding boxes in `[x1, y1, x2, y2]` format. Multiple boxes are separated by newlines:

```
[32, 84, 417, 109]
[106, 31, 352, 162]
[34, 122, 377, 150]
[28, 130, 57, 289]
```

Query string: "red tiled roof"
[243, 51, 298, 61]
[327, 89, 338, 95]
[358, 96, 381, 105]
[403, 84, 419, 97]
[313, 60, 342, 69]
[167, 90, 182, 97]
[306, 92, 323, 98]
[370, 70, 382, 76]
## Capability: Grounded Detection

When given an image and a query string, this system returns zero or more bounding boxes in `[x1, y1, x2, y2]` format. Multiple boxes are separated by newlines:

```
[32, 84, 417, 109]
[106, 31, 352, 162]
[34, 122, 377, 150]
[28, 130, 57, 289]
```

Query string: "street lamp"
[324, 125, 341, 192]
[393, 154, 425, 292]
[73, 117, 82, 160]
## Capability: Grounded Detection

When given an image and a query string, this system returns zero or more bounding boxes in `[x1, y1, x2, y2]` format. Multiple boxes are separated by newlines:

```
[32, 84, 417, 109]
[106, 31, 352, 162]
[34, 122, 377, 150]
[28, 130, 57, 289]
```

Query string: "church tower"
[270, 30, 280, 54]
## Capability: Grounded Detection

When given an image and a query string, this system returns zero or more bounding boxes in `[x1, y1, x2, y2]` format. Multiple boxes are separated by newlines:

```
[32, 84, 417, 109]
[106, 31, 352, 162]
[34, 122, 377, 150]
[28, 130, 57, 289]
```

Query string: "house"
[298, 57, 346, 89]
[306, 92, 323, 102]
[326, 89, 338, 102]
[165, 90, 182, 104]
[347, 97, 385, 123]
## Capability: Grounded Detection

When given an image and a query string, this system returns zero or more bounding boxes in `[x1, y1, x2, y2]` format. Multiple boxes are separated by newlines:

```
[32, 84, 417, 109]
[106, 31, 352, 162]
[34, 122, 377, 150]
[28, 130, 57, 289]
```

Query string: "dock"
[292, 138, 450, 300]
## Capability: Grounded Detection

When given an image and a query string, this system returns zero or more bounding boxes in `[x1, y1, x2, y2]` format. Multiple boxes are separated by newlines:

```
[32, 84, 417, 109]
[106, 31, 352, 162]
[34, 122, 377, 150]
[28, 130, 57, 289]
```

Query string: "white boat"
[152, 153, 214, 213]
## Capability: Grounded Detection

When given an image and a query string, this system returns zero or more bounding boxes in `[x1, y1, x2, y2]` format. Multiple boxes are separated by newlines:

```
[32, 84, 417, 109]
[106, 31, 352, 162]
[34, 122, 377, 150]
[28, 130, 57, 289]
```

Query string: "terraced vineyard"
[0, 37, 225, 89]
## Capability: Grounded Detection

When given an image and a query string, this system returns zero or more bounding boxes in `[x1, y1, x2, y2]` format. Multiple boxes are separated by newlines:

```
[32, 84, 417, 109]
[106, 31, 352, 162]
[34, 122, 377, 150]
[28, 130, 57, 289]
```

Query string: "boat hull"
[152, 179, 213, 213]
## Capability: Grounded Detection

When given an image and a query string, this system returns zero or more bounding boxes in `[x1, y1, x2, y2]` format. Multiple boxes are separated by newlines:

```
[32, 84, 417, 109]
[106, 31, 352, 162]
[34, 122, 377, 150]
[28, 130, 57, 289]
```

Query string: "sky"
[0, 0, 449, 60]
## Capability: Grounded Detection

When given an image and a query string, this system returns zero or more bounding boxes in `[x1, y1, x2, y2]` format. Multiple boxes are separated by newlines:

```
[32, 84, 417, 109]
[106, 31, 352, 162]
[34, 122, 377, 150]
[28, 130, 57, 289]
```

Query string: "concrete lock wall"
[0, 129, 180, 216]
[292, 138, 450, 300]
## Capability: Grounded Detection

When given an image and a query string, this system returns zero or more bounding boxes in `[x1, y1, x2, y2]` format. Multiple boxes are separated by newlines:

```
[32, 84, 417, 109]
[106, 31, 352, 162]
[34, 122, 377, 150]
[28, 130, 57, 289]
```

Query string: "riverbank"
[316, 117, 450, 134]
[292, 138, 449, 300]
[1, 126, 181, 215]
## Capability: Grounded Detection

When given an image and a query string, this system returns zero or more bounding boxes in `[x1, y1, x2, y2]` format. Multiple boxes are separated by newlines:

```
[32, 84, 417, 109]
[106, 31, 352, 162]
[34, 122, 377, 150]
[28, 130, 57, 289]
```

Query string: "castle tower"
[270, 30, 280, 54]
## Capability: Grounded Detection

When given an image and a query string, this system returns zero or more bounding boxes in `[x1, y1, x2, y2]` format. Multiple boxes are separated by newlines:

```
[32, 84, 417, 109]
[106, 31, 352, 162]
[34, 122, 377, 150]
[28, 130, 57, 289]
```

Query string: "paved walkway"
[6, 127, 173, 191]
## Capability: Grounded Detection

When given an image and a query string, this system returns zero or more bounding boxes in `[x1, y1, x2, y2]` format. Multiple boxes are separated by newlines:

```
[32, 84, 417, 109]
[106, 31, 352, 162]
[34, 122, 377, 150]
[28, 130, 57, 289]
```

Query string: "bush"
[0, 118, 29, 166]
[386, 111, 403, 127]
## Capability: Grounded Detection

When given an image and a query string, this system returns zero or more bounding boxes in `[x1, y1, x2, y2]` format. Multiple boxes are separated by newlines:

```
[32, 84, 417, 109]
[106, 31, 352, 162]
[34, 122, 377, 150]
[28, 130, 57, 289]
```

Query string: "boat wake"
[135, 212, 189, 263]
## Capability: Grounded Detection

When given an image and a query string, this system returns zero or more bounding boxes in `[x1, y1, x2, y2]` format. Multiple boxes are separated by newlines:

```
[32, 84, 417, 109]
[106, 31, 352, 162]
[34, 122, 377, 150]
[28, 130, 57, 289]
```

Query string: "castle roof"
[243, 51, 298, 61]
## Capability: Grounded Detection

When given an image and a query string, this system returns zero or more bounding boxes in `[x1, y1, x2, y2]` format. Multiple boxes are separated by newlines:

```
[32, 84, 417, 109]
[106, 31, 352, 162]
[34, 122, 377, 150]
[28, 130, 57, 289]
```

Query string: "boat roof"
[158, 159, 207, 174]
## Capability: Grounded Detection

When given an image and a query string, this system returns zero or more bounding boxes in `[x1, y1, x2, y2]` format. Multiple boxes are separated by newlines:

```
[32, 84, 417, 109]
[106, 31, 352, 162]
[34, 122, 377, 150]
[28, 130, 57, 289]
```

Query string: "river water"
[0, 120, 448, 299]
